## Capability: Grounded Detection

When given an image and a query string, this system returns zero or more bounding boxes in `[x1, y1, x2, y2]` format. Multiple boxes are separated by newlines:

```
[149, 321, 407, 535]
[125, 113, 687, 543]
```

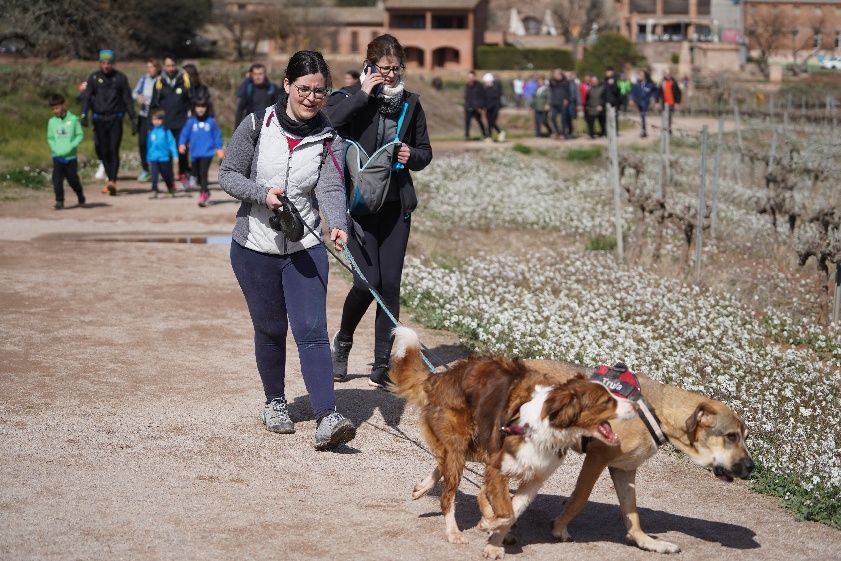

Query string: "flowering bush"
[402, 251, 841, 495]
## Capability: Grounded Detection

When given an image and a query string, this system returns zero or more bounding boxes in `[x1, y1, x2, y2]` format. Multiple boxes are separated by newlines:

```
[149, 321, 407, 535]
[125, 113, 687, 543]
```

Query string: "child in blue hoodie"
[146, 109, 178, 198]
[178, 97, 224, 207]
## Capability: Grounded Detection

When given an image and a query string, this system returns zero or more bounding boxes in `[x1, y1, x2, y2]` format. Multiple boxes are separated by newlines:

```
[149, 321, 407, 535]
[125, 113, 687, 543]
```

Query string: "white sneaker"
[498, 130, 507, 143]
[188, 175, 197, 189]
[94, 163, 106, 180]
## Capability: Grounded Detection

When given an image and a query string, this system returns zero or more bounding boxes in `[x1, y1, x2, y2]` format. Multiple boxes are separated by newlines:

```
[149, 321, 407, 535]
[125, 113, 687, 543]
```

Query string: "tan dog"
[524, 359, 754, 554]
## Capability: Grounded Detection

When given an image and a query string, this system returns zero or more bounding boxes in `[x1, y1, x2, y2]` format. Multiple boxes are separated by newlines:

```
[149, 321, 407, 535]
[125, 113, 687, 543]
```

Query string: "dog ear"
[685, 402, 717, 446]
[545, 387, 581, 428]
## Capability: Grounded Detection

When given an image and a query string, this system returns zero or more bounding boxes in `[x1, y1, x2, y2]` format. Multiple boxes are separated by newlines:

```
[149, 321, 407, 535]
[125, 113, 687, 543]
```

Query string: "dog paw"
[502, 532, 518, 546]
[632, 535, 681, 554]
[447, 531, 469, 544]
[477, 517, 493, 532]
[411, 485, 429, 500]
[551, 523, 572, 542]
[483, 545, 505, 560]
[478, 517, 512, 533]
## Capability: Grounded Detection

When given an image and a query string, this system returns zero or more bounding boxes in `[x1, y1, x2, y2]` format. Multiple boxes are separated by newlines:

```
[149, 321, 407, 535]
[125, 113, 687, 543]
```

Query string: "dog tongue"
[598, 421, 619, 444]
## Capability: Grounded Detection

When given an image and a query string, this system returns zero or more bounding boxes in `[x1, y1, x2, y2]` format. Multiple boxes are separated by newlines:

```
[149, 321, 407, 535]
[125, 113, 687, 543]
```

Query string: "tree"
[576, 33, 645, 77]
[798, 14, 829, 73]
[744, 7, 788, 78]
[551, 0, 619, 51]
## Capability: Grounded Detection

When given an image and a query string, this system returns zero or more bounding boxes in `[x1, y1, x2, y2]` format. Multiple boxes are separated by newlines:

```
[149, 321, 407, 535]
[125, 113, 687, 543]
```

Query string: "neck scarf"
[377, 81, 405, 116]
[276, 92, 324, 138]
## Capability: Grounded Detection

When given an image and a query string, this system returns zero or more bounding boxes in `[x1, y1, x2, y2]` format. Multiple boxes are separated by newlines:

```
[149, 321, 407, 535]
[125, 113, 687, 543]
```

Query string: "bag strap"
[394, 101, 410, 143]
[326, 141, 344, 182]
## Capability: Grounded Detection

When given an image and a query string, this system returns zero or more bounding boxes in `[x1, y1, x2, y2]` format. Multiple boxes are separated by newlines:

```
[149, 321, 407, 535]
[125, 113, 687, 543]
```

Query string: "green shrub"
[565, 146, 602, 162]
[587, 235, 616, 251]
[477, 46, 574, 70]
[0, 168, 49, 188]
[751, 465, 841, 528]
[512, 143, 533, 155]
[576, 33, 646, 78]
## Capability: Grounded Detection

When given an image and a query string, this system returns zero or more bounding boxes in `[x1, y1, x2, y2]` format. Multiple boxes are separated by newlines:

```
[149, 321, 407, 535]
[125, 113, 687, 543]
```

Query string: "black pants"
[485, 105, 501, 136]
[52, 159, 84, 203]
[338, 202, 411, 366]
[550, 104, 564, 136]
[563, 105, 576, 137]
[534, 110, 551, 137]
[464, 109, 486, 138]
[93, 115, 123, 182]
[171, 127, 190, 176]
[149, 161, 174, 192]
[585, 113, 606, 137]
[193, 157, 212, 193]
[137, 116, 150, 171]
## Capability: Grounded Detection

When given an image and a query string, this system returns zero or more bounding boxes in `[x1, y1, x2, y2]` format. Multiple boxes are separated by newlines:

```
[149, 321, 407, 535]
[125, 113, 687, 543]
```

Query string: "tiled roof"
[384, 0, 482, 9]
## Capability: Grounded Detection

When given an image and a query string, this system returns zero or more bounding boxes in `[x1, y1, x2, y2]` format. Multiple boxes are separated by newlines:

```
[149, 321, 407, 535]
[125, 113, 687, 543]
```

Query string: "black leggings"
[464, 109, 486, 138]
[137, 116, 150, 171]
[486, 105, 501, 136]
[171, 127, 190, 176]
[93, 116, 123, 181]
[338, 202, 411, 366]
[193, 157, 212, 193]
[52, 159, 84, 202]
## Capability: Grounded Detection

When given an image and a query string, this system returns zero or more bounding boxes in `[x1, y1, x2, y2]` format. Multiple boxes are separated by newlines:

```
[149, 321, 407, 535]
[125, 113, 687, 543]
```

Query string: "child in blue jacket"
[178, 97, 224, 207]
[146, 109, 179, 198]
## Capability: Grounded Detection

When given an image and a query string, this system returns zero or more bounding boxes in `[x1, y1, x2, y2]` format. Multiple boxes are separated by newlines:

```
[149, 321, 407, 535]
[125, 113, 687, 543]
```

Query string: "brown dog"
[389, 327, 637, 559]
[524, 359, 754, 553]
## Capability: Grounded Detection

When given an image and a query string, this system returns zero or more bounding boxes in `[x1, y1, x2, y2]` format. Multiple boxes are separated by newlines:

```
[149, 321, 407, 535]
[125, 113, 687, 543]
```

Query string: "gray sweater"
[219, 111, 348, 255]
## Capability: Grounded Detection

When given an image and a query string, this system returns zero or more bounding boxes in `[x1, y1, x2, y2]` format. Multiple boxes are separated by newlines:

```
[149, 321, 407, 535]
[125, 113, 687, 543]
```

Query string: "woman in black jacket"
[326, 33, 433, 388]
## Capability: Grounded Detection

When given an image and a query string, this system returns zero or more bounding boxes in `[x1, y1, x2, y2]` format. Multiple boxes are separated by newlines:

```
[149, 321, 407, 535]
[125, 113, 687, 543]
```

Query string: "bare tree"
[550, 0, 619, 47]
[798, 14, 829, 72]
[745, 7, 789, 78]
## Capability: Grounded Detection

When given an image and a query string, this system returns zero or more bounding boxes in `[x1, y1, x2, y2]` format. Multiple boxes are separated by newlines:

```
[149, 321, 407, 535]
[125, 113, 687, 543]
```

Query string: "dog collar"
[591, 363, 669, 447]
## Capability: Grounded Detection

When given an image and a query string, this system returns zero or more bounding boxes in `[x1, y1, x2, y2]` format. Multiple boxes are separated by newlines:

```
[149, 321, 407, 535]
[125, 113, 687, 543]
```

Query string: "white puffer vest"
[244, 113, 334, 255]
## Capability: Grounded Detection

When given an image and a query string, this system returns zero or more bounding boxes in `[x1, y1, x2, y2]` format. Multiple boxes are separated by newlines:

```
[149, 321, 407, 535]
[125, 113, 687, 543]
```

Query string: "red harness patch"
[590, 362, 642, 402]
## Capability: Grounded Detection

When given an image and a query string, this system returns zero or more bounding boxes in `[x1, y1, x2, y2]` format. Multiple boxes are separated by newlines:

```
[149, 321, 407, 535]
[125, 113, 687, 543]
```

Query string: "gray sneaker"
[331, 333, 353, 382]
[260, 398, 295, 434]
[314, 411, 356, 451]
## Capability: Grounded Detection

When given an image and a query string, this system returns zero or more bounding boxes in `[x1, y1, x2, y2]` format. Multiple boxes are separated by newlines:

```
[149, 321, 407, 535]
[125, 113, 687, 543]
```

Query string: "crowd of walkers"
[467, 67, 683, 142]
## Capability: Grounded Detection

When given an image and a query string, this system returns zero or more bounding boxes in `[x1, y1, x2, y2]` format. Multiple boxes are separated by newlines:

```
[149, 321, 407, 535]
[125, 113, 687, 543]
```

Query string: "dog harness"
[590, 363, 669, 447]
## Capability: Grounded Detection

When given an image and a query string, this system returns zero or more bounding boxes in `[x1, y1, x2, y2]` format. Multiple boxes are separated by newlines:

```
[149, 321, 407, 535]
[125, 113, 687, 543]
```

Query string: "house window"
[392, 14, 426, 28]
[814, 32, 822, 48]
[351, 31, 359, 53]
[431, 15, 467, 28]
[522, 16, 541, 34]
[836, 30, 841, 48]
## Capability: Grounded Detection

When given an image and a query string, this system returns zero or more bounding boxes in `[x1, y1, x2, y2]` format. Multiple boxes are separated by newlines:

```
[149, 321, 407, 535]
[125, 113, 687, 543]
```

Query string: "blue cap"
[99, 49, 114, 61]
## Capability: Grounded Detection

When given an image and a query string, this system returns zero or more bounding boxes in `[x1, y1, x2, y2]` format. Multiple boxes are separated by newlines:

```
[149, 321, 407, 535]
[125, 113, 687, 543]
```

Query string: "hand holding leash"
[265, 186, 285, 210]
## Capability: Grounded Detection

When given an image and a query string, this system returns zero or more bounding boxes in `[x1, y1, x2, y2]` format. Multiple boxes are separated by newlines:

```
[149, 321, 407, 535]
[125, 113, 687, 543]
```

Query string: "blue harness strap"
[392, 101, 410, 171]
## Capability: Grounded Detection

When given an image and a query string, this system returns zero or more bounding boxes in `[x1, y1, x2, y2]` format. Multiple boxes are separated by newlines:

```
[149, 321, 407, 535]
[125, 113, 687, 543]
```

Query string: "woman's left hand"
[331, 229, 348, 252]
[396, 143, 411, 164]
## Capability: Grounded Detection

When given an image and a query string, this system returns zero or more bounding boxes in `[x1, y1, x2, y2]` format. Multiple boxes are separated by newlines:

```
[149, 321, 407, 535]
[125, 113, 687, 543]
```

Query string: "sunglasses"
[291, 83, 330, 100]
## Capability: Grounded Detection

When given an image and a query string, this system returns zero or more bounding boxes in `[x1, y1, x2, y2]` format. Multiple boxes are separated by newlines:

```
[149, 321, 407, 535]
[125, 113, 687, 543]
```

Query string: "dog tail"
[390, 326, 430, 408]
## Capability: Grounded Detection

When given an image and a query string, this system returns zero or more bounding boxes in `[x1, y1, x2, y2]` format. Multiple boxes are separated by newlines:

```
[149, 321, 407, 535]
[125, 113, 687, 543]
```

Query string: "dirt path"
[1, 153, 839, 561]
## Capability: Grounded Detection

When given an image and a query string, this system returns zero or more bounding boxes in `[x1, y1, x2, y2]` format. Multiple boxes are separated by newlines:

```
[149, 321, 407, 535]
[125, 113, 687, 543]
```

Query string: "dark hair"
[192, 95, 209, 108]
[163, 55, 176, 64]
[250, 63, 266, 73]
[284, 50, 331, 87]
[147, 59, 161, 72]
[48, 94, 65, 106]
[366, 34, 404, 66]
[346, 70, 360, 80]
[151, 109, 166, 120]
[643, 70, 652, 83]
[183, 63, 202, 87]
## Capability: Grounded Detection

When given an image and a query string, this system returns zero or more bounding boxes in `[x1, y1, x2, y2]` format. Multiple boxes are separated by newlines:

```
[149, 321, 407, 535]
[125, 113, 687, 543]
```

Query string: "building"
[617, 0, 714, 42]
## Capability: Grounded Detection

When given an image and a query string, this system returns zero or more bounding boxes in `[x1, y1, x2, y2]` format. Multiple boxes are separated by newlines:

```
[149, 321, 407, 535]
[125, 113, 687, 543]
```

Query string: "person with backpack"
[133, 59, 161, 182]
[80, 49, 136, 196]
[151, 55, 193, 187]
[234, 63, 280, 128]
[218, 50, 355, 451]
[325, 33, 433, 389]
[178, 97, 224, 207]
[146, 109, 179, 198]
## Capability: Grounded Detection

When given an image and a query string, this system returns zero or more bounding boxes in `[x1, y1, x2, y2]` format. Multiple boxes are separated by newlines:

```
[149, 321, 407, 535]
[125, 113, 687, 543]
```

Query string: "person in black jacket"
[326, 33, 433, 389]
[80, 49, 136, 195]
[151, 56, 193, 184]
[463, 70, 486, 140]
[548, 68, 571, 139]
[234, 63, 281, 128]
[482, 73, 505, 142]
[601, 67, 623, 134]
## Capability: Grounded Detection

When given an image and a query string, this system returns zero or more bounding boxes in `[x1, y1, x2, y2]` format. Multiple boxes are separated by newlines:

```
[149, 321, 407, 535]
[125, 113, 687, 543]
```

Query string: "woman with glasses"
[326, 34, 433, 389]
[219, 50, 356, 451]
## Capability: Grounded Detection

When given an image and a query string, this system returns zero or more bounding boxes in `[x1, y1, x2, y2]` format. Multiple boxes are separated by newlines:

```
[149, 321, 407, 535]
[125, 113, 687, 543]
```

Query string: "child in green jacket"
[47, 94, 85, 209]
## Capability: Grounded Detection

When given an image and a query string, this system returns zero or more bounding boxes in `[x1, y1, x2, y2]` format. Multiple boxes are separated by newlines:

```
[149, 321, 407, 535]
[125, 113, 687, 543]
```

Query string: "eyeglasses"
[376, 65, 404, 76]
[291, 83, 330, 100]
